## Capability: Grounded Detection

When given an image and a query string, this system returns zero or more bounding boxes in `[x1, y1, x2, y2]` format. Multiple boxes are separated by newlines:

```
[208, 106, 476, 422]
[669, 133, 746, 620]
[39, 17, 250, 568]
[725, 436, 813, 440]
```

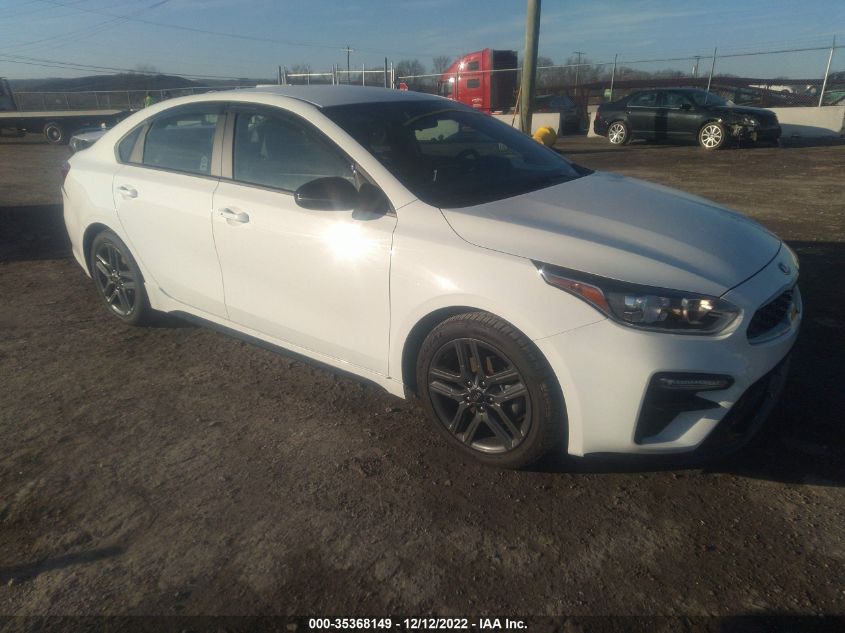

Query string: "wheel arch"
[82, 222, 111, 275]
[399, 305, 567, 413]
[401, 305, 475, 396]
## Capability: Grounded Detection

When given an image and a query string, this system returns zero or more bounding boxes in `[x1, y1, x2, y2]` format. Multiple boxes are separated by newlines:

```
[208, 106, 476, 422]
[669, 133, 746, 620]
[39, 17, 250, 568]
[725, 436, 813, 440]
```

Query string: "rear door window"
[662, 92, 692, 108]
[628, 92, 658, 107]
[142, 109, 220, 175]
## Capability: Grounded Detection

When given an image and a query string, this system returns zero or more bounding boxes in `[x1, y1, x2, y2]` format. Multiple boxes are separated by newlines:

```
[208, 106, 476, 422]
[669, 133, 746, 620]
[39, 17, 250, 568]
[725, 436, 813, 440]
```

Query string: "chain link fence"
[9, 43, 844, 115]
[398, 43, 845, 112]
[11, 85, 254, 111]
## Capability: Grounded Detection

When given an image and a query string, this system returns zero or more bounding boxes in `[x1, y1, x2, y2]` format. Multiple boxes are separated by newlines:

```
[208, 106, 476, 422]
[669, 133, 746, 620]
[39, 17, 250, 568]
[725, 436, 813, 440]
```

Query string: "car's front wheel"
[416, 312, 564, 469]
[89, 230, 152, 326]
[698, 121, 727, 150]
[607, 120, 630, 145]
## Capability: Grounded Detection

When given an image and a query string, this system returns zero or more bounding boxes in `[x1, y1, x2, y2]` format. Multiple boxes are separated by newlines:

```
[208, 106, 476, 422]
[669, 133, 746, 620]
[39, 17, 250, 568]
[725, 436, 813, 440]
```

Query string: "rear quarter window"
[142, 111, 220, 175]
[117, 126, 143, 163]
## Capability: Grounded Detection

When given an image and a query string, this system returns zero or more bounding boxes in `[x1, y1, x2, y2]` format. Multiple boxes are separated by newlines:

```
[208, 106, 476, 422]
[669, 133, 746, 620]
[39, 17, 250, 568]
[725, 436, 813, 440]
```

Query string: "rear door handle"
[116, 185, 137, 199]
[219, 208, 250, 224]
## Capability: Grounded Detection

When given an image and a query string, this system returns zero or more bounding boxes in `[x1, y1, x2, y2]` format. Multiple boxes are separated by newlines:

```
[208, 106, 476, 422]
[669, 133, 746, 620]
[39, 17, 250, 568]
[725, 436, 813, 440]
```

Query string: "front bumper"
[535, 246, 800, 456]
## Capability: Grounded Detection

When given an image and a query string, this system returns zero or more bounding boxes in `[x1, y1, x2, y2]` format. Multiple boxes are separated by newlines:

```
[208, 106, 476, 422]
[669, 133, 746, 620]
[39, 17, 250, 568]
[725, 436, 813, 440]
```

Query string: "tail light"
[61, 161, 70, 186]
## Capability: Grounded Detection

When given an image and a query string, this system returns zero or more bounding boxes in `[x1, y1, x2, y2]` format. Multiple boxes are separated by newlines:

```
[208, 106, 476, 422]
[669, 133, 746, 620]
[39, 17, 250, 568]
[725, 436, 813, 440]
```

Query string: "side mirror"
[353, 182, 390, 219]
[294, 177, 358, 211]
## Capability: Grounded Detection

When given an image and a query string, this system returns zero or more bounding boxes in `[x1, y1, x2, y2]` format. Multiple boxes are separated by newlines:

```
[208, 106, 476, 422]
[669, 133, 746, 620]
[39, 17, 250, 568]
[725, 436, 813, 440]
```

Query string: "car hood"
[440, 172, 781, 297]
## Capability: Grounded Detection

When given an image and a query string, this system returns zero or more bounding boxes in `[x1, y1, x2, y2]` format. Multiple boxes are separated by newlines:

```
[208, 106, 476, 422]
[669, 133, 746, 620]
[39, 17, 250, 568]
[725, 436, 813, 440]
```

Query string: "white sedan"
[62, 86, 801, 468]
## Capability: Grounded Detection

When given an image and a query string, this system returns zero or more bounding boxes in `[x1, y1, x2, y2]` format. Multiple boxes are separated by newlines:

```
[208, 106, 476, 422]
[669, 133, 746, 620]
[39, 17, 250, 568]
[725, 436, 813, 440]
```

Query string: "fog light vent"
[635, 372, 734, 443]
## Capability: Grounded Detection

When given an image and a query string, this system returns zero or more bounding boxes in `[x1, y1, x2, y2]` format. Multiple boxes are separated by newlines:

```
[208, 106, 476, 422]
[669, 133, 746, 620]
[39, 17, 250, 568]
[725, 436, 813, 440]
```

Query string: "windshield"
[322, 100, 583, 208]
[688, 90, 731, 107]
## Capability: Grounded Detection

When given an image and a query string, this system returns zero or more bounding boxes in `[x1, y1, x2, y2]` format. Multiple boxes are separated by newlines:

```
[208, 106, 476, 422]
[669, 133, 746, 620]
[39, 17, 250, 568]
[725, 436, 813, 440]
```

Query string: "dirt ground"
[1, 133, 843, 623]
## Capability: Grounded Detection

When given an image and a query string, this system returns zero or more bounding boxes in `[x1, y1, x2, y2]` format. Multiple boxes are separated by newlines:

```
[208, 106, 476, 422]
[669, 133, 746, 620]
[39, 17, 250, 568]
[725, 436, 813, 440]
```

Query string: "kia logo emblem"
[778, 263, 790, 275]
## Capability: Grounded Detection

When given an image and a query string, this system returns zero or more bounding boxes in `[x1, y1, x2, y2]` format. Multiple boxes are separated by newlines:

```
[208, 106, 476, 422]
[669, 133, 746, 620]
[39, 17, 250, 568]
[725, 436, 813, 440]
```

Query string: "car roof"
[234, 85, 445, 108]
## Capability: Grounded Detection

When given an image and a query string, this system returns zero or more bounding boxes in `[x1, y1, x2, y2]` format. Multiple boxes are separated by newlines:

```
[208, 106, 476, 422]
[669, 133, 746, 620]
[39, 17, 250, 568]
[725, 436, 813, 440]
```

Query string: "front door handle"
[219, 208, 250, 224]
[116, 185, 137, 199]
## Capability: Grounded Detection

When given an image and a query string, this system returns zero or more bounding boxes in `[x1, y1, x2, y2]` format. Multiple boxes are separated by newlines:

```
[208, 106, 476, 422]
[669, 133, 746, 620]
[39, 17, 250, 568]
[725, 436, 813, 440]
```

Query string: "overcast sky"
[0, 0, 843, 80]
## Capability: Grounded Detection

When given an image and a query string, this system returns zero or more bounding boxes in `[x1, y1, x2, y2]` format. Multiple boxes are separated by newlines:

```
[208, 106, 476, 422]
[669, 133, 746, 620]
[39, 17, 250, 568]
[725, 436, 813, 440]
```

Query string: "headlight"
[537, 264, 740, 334]
[741, 116, 759, 126]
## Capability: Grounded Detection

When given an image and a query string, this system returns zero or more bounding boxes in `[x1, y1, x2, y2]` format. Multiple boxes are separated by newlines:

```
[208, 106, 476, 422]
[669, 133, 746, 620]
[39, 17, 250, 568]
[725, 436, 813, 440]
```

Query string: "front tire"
[89, 230, 152, 326]
[698, 121, 726, 150]
[607, 120, 630, 145]
[416, 312, 564, 469]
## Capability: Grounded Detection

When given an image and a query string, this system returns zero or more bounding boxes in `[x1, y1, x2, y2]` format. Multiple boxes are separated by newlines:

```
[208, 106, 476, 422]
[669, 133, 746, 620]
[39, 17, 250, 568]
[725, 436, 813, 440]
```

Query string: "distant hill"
[7, 73, 271, 92]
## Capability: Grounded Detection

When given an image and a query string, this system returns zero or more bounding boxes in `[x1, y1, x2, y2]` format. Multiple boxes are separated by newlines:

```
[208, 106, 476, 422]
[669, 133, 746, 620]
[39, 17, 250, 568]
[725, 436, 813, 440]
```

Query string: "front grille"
[747, 287, 796, 341]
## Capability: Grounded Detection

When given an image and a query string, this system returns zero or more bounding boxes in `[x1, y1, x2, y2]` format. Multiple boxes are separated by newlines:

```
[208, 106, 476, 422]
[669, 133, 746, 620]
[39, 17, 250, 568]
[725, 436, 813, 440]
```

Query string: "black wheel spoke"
[468, 339, 483, 380]
[493, 381, 527, 403]
[94, 256, 111, 278]
[454, 341, 472, 382]
[430, 366, 463, 385]
[429, 380, 467, 402]
[462, 412, 483, 445]
[489, 403, 523, 440]
[486, 367, 519, 386]
[449, 402, 470, 432]
[117, 288, 131, 313]
[482, 411, 514, 449]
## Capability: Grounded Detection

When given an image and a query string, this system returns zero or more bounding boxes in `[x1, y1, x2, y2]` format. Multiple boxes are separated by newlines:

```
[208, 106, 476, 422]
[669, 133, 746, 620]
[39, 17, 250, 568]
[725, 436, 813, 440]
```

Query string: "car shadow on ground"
[561, 136, 844, 155]
[2, 206, 842, 486]
[0, 546, 124, 584]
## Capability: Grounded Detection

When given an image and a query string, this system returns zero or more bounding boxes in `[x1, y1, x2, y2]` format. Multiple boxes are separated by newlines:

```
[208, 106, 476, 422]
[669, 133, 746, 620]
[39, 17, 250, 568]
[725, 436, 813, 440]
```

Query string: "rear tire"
[416, 311, 565, 469]
[607, 120, 630, 145]
[89, 230, 152, 326]
[43, 121, 66, 144]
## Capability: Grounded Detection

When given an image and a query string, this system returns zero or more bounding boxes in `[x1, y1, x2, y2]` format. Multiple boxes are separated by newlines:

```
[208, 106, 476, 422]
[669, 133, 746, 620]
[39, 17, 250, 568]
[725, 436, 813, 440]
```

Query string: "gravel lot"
[1, 133, 843, 622]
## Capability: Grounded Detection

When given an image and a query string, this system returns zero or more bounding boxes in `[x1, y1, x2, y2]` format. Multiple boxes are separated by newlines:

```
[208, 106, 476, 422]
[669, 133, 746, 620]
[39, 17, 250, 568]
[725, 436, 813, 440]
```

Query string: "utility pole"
[692, 55, 701, 78]
[342, 45, 354, 84]
[519, 0, 541, 134]
[573, 50, 584, 96]
[705, 47, 717, 104]
[819, 35, 836, 107]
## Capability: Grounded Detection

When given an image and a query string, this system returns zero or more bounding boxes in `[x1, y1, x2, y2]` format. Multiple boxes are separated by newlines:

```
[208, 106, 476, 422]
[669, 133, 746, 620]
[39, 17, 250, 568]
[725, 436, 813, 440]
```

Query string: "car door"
[211, 106, 397, 374]
[113, 104, 227, 317]
[659, 91, 701, 139]
[625, 91, 660, 137]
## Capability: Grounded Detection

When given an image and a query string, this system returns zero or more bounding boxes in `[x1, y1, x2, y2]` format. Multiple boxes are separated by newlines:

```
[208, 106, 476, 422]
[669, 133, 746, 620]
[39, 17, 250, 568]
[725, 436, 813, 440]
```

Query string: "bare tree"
[432, 55, 452, 75]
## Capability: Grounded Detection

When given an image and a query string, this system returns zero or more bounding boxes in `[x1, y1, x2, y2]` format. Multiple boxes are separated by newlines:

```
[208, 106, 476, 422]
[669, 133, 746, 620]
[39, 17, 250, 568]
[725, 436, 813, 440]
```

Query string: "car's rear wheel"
[43, 121, 66, 144]
[698, 122, 726, 150]
[89, 230, 151, 326]
[416, 312, 564, 469]
[607, 120, 629, 145]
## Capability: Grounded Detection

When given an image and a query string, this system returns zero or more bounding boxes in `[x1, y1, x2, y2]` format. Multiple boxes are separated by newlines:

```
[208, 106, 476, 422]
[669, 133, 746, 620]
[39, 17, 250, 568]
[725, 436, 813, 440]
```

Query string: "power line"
[0, 0, 172, 53]
[0, 52, 252, 80]
[25, 0, 433, 59]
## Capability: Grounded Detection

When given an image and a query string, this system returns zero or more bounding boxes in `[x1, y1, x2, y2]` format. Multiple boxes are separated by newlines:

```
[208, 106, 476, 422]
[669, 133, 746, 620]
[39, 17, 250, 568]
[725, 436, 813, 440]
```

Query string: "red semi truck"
[437, 49, 518, 113]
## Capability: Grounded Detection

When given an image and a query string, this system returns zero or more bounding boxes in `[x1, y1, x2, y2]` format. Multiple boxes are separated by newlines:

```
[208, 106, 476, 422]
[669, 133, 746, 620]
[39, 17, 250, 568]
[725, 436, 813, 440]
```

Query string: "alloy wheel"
[700, 124, 723, 149]
[93, 242, 138, 317]
[427, 338, 532, 454]
[608, 122, 627, 144]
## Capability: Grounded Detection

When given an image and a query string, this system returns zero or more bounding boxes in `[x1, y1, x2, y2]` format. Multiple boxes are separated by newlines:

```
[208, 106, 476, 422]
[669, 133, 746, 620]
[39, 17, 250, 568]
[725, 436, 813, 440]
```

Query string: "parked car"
[594, 88, 781, 149]
[69, 125, 108, 154]
[63, 86, 800, 468]
[534, 93, 582, 133]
